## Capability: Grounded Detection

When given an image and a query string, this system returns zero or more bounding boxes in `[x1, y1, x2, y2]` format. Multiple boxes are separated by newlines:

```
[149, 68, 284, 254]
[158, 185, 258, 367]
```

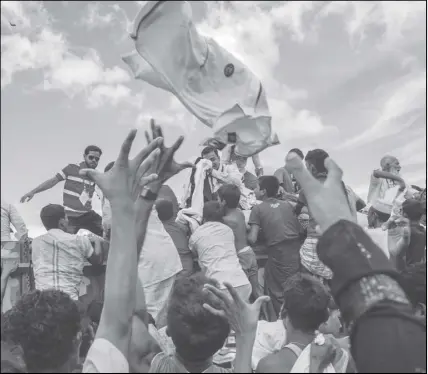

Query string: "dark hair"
[155, 199, 174, 222]
[201, 146, 219, 158]
[402, 199, 424, 221]
[305, 149, 329, 174]
[369, 206, 390, 223]
[203, 201, 224, 222]
[104, 161, 114, 172]
[167, 274, 230, 362]
[40, 204, 66, 230]
[289, 148, 304, 160]
[2, 290, 81, 372]
[218, 184, 241, 209]
[259, 176, 279, 198]
[84, 145, 102, 156]
[400, 263, 427, 307]
[280, 273, 330, 333]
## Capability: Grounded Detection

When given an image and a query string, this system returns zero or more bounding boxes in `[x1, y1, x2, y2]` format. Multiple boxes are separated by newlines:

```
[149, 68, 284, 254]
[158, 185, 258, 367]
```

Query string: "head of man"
[1, 290, 82, 373]
[400, 263, 426, 321]
[280, 273, 331, 337]
[166, 274, 230, 363]
[380, 155, 400, 175]
[367, 200, 391, 228]
[402, 199, 424, 223]
[217, 184, 241, 210]
[40, 204, 70, 233]
[83, 145, 102, 170]
[287, 148, 304, 162]
[155, 199, 174, 222]
[201, 146, 220, 170]
[254, 176, 279, 200]
[305, 149, 329, 178]
[202, 201, 225, 223]
[233, 154, 248, 172]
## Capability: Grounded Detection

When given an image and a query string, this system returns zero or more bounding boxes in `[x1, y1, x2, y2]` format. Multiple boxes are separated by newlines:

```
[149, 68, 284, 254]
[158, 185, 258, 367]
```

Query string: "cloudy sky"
[1, 1, 426, 237]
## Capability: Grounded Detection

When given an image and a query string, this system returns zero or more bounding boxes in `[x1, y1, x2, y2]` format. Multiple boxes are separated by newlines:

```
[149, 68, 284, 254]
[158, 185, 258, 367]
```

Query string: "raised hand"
[202, 282, 270, 335]
[285, 152, 353, 233]
[79, 129, 161, 205]
[20, 193, 34, 203]
[145, 119, 194, 190]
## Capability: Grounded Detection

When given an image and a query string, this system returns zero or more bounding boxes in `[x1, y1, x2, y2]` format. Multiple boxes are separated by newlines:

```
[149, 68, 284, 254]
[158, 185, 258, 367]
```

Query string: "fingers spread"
[136, 148, 160, 182]
[118, 129, 138, 165]
[171, 136, 184, 153]
[133, 137, 163, 168]
[285, 152, 319, 195]
[254, 296, 270, 310]
[145, 130, 152, 145]
[79, 169, 100, 183]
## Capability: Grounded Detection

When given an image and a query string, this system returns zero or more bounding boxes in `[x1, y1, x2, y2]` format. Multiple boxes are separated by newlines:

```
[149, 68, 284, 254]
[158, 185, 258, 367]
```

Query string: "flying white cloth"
[123, 1, 278, 157]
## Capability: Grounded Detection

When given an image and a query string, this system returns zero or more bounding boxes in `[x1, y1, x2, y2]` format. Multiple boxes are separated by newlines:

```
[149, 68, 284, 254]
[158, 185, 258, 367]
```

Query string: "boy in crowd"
[218, 184, 260, 300]
[248, 176, 303, 318]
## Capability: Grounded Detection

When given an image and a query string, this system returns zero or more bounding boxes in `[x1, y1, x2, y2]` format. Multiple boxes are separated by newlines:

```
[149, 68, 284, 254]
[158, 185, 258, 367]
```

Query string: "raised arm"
[7, 204, 28, 240]
[81, 130, 161, 373]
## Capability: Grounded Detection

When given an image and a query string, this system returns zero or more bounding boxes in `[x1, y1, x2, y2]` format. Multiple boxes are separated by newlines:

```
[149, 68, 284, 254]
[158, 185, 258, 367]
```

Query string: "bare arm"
[21, 176, 61, 202]
[87, 238, 104, 266]
[373, 170, 406, 190]
[248, 224, 260, 246]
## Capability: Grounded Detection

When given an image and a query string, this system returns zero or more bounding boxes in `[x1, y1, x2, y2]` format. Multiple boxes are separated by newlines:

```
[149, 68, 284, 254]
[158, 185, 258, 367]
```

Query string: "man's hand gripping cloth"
[122, 0, 278, 157]
[177, 159, 212, 234]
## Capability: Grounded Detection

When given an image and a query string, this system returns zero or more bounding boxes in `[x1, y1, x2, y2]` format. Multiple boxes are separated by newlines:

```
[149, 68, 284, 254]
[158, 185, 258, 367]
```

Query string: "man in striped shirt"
[20, 145, 104, 236]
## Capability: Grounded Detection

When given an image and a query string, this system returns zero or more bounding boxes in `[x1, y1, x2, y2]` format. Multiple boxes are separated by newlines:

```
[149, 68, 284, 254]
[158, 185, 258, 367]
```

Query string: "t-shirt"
[83, 338, 129, 373]
[149, 352, 232, 373]
[162, 220, 191, 257]
[189, 222, 249, 289]
[56, 162, 96, 217]
[248, 198, 301, 247]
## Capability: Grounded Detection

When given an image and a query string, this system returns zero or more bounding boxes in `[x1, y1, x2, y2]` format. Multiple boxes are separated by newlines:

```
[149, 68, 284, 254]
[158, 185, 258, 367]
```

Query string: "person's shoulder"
[257, 349, 295, 373]
[149, 352, 176, 373]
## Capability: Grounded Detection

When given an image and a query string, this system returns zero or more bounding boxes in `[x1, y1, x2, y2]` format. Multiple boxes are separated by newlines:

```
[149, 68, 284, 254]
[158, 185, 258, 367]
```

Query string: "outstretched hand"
[202, 282, 270, 336]
[145, 119, 194, 190]
[79, 129, 161, 205]
[285, 152, 353, 233]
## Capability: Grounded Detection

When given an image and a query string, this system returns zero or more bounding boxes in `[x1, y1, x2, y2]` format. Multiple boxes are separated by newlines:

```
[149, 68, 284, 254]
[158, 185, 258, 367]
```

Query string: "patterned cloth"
[300, 237, 333, 280]
[83, 338, 129, 373]
[32, 229, 94, 300]
[56, 162, 96, 217]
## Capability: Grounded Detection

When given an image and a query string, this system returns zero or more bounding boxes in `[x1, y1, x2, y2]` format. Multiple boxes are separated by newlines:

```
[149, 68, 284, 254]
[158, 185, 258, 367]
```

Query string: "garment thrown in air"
[123, 1, 278, 157]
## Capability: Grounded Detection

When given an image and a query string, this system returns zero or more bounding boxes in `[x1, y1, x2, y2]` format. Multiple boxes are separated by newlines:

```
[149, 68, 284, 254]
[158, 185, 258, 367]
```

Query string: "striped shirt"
[32, 229, 94, 300]
[56, 162, 96, 217]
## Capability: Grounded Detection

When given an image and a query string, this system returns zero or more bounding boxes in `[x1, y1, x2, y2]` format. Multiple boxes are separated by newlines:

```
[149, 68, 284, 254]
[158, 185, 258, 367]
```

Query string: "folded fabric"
[124, 1, 278, 157]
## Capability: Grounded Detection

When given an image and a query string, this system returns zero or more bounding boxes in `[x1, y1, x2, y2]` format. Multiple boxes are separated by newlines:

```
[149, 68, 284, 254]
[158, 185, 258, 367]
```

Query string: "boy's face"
[254, 184, 265, 200]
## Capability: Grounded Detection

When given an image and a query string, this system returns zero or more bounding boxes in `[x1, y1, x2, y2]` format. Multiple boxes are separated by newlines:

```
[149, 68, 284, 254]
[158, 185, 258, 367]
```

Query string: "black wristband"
[141, 188, 158, 201]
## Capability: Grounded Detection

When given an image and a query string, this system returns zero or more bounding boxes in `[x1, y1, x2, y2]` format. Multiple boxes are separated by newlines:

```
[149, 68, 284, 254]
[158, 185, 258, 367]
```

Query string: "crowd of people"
[1, 120, 426, 373]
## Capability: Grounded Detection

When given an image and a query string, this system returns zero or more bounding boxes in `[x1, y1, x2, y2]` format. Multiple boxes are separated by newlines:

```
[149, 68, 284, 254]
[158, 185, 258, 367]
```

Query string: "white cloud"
[395, 132, 427, 167]
[338, 72, 426, 149]
[1, 2, 141, 108]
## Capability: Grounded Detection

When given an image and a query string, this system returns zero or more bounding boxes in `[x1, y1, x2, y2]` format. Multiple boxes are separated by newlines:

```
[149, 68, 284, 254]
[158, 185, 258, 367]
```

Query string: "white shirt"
[189, 221, 249, 289]
[365, 227, 390, 259]
[124, 1, 277, 157]
[83, 338, 129, 373]
[32, 229, 94, 300]
[138, 209, 182, 287]
[1, 200, 27, 242]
